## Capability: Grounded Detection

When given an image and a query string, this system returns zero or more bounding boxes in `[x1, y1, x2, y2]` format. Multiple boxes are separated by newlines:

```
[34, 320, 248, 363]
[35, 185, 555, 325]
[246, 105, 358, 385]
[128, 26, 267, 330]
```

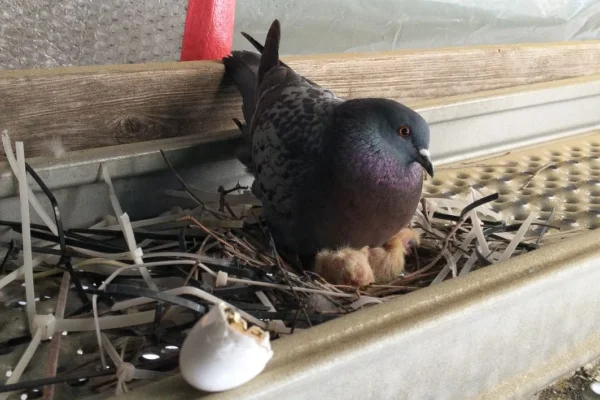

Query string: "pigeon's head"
[337, 99, 434, 177]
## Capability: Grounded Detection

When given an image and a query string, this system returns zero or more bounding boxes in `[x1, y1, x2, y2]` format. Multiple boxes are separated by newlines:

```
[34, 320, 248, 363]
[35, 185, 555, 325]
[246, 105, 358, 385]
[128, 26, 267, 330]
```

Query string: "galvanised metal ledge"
[118, 225, 600, 400]
[2, 74, 600, 399]
[419, 74, 600, 165]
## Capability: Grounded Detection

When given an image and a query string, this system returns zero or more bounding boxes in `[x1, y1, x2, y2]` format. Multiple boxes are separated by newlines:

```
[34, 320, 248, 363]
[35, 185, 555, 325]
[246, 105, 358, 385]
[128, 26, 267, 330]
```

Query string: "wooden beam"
[2, 41, 600, 160]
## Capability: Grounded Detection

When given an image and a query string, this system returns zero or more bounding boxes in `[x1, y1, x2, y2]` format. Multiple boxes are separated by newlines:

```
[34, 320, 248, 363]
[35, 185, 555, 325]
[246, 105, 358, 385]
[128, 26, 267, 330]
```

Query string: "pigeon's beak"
[417, 148, 434, 178]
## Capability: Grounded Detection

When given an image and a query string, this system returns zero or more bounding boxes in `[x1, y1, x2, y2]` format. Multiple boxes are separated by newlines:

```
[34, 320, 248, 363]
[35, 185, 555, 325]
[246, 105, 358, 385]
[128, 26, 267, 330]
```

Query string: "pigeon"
[222, 19, 433, 285]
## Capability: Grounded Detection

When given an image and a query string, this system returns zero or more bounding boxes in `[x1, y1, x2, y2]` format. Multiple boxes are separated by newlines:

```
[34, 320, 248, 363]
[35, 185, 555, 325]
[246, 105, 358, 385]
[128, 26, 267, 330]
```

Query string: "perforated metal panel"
[424, 130, 600, 232]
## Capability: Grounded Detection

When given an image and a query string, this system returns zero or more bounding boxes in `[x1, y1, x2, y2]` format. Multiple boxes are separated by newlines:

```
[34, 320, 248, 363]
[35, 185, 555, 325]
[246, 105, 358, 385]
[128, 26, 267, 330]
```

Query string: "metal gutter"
[118, 226, 600, 400]
[3, 74, 600, 399]
[419, 73, 600, 165]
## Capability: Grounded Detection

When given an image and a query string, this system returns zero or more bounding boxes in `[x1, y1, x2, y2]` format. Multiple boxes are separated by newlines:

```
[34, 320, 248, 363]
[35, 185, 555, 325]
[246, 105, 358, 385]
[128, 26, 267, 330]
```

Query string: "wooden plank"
[2, 41, 600, 160]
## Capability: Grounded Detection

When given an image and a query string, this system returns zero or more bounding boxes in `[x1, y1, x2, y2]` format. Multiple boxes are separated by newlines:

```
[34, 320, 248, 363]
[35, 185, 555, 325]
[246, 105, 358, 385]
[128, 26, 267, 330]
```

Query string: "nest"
[0, 133, 565, 399]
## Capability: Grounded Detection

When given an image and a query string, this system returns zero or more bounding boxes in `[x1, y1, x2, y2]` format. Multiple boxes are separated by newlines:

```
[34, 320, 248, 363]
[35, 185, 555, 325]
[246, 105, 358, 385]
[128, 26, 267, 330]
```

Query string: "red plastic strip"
[180, 0, 236, 61]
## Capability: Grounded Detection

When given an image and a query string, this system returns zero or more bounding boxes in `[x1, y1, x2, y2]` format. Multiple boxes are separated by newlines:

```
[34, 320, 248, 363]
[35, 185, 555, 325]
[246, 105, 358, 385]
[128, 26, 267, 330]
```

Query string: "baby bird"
[314, 247, 374, 287]
[315, 228, 420, 287]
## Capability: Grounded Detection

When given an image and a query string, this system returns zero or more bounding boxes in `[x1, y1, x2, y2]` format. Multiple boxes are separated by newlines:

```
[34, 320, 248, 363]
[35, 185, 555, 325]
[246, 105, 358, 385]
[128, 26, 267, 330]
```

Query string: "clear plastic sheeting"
[0, 0, 599, 70]
[234, 0, 600, 55]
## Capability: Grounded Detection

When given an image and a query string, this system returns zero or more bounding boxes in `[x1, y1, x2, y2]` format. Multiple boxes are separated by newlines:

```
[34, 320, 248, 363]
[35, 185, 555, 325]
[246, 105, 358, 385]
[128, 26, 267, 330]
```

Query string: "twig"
[268, 232, 312, 331]
[180, 216, 234, 250]
[197, 235, 211, 254]
[182, 261, 200, 287]
[218, 183, 249, 218]
[520, 162, 557, 189]
[536, 206, 556, 246]
[437, 163, 515, 171]
[460, 151, 512, 164]
[159, 150, 223, 219]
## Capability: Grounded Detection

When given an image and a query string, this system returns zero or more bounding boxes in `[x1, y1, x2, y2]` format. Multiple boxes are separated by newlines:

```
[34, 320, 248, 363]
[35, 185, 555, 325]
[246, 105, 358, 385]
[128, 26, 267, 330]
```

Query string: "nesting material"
[0, 132, 580, 399]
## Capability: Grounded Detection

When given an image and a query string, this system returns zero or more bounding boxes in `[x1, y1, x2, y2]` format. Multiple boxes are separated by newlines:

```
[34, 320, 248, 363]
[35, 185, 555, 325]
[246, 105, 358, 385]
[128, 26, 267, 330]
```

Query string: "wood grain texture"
[2, 41, 600, 160]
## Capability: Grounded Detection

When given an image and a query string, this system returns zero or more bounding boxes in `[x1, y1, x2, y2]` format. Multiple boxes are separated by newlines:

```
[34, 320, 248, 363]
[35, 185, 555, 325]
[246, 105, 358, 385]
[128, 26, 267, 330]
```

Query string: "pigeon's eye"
[398, 125, 411, 138]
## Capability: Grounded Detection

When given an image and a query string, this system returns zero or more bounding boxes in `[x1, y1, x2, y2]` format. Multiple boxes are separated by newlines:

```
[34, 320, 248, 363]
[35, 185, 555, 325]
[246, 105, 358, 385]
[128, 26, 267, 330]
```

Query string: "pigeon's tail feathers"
[232, 118, 255, 175]
[258, 19, 281, 87]
[232, 117, 245, 133]
[241, 24, 323, 89]
[222, 50, 260, 127]
[241, 31, 266, 54]
[222, 53, 259, 174]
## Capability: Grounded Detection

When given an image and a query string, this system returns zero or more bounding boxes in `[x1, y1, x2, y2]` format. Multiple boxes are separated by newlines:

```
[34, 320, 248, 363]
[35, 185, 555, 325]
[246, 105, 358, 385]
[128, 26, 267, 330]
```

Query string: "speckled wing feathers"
[223, 20, 350, 254]
[250, 77, 343, 252]
[246, 26, 345, 252]
[222, 22, 330, 176]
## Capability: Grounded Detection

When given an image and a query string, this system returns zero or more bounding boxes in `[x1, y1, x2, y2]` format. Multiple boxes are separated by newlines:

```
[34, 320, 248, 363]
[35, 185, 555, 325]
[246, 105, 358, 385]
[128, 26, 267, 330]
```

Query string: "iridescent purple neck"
[318, 146, 424, 250]
[339, 143, 422, 192]
[367, 152, 421, 187]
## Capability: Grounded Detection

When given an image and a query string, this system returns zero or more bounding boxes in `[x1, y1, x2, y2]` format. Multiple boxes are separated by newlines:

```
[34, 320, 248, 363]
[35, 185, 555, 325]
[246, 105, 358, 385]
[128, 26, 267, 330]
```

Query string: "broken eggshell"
[179, 301, 273, 392]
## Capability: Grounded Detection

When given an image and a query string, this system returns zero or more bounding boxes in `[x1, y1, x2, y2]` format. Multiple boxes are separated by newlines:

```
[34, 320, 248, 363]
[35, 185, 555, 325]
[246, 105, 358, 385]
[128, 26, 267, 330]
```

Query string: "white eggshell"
[180, 302, 273, 392]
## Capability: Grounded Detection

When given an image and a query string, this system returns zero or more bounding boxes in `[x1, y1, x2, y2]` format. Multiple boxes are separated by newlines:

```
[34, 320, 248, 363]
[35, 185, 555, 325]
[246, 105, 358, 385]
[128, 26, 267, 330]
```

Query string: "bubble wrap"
[0, 0, 187, 70]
